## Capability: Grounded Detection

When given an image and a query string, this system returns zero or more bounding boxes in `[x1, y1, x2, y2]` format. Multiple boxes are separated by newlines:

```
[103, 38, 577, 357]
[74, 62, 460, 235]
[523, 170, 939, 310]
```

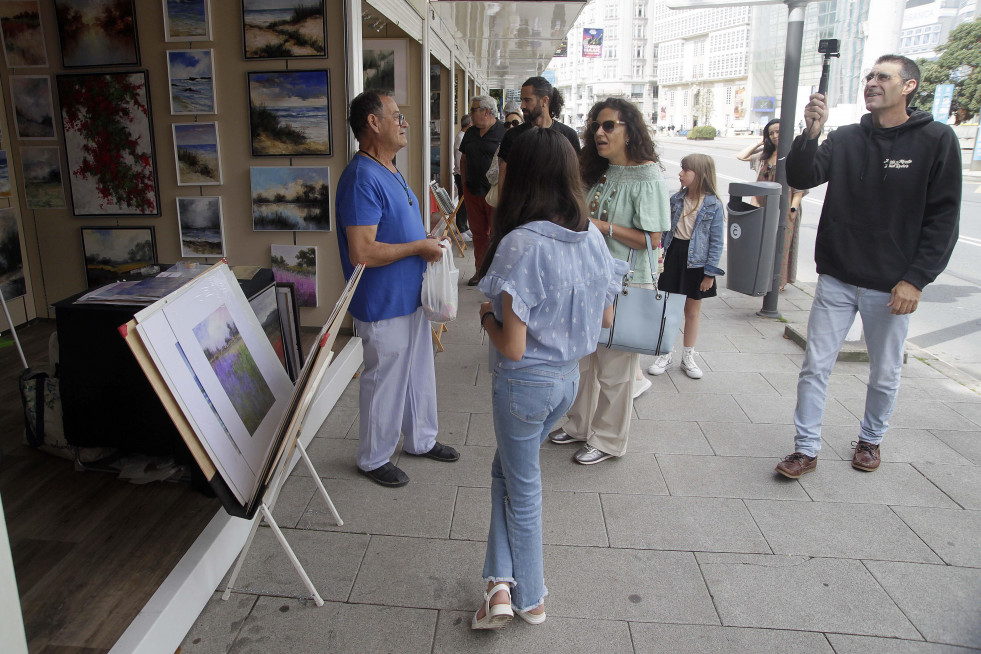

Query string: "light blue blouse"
[478, 220, 627, 370]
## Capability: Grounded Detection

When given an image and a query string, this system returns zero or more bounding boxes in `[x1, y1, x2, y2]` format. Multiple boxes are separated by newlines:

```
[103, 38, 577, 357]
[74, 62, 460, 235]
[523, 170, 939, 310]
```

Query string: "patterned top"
[478, 220, 626, 370]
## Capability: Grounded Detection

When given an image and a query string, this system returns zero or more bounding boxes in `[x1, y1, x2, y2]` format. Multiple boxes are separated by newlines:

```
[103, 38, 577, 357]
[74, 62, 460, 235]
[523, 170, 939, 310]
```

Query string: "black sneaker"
[358, 462, 409, 487]
[406, 442, 460, 462]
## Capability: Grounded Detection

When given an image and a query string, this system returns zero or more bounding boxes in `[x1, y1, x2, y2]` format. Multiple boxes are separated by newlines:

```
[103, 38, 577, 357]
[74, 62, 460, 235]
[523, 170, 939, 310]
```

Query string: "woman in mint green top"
[550, 98, 671, 465]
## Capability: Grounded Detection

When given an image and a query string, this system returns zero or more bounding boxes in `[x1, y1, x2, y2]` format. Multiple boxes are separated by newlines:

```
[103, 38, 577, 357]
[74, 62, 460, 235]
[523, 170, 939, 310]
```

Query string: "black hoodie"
[786, 109, 961, 293]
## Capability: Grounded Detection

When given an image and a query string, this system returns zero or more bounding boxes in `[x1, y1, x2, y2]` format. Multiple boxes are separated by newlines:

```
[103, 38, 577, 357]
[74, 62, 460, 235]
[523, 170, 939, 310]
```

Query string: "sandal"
[471, 582, 513, 630]
[516, 606, 547, 625]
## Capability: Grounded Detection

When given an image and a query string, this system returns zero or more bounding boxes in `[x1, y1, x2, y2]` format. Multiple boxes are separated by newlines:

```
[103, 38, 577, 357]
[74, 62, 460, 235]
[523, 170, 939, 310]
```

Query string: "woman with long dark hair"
[472, 128, 623, 629]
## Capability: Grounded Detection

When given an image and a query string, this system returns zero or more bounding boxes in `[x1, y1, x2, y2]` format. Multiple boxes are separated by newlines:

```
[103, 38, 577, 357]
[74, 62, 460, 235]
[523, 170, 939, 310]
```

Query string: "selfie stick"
[800, 43, 840, 150]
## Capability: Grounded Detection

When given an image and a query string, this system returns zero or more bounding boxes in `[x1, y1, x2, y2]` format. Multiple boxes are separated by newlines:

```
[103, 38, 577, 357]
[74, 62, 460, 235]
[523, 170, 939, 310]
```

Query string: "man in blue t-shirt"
[335, 90, 460, 487]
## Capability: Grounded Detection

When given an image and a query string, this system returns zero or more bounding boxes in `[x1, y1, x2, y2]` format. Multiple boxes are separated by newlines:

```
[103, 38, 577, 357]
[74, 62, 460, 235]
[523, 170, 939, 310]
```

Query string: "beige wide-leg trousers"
[564, 347, 637, 457]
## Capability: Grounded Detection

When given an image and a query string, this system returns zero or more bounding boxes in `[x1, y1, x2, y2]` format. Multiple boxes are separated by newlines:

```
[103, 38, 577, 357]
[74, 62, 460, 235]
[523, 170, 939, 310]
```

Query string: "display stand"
[431, 322, 448, 352]
[430, 181, 466, 257]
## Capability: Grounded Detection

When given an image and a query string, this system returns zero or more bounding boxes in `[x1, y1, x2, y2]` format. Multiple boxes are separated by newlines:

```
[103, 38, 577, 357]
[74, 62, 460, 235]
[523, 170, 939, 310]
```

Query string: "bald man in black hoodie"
[776, 54, 961, 480]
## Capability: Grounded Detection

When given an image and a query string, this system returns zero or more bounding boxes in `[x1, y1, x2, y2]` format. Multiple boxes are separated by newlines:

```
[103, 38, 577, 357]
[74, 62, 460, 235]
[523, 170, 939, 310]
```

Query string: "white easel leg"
[259, 503, 324, 607]
[297, 442, 343, 526]
[220, 515, 263, 601]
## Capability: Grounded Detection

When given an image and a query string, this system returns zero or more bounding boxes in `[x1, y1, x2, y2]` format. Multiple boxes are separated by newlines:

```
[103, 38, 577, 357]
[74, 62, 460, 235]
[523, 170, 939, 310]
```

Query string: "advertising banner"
[932, 84, 954, 122]
[582, 29, 603, 58]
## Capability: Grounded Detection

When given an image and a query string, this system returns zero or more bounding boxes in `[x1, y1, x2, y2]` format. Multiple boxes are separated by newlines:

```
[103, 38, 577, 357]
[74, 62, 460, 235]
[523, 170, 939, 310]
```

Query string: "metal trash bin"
[726, 181, 783, 296]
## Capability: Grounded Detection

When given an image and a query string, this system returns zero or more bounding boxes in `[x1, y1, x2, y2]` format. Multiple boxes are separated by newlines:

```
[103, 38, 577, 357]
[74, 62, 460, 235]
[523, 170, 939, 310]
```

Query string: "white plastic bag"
[421, 240, 459, 323]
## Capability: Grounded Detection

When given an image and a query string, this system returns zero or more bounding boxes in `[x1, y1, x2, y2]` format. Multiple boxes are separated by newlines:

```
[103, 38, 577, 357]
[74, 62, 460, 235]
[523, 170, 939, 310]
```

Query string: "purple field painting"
[270, 244, 316, 307]
[192, 304, 275, 435]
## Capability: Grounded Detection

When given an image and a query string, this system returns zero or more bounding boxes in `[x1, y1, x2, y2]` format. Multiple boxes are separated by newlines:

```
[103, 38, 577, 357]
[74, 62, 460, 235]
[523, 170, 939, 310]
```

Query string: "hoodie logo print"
[884, 158, 912, 169]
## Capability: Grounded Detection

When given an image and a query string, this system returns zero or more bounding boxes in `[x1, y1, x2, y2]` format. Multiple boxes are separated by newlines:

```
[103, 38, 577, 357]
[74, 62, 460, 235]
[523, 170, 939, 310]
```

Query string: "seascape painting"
[0, 1, 47, 67]
[11, 76, 55, 139]
[80, 226, 155, 288]
[173, 122, 221, 185]
[22, 147, 66, 208]
[250, 166, 330, 231]
[0, 208, 26, 300]
[167, 49, 216, 114]
[248, 285, 287, 375]
[248, 70, 331, 156]
[242, 0, 325, 59]
[0, 151, 10, 198]
[271, 244, 317, 307]
[54, 0, 140, 67]
[363, 39, 407, 103]
[192, 304, 277, 435]
[163, 0, 211, 41]
[59, 72, 160, 215]
[177, 196, 224, 258]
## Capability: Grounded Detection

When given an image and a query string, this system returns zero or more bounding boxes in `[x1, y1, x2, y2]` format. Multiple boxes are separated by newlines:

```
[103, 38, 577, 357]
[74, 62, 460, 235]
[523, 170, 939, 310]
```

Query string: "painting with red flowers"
[57, 71, 160, 216]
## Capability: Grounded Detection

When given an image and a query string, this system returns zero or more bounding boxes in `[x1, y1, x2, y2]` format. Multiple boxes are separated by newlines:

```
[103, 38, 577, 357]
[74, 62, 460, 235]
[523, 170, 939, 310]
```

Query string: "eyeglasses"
[378, 112, 406, 126]
[507, 119, 520, 127]
[864, 71, 897, 84]
[591, 120, 627, 134]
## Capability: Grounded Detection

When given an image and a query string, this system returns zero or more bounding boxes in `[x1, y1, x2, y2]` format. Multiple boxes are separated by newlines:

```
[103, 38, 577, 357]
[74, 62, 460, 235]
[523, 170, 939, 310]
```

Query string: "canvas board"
[80, 226, 156, 289]
[167, 49, 216, 115]
[249, 283, 287, 376]
[162, 0, 212, 42]
[242, 0, 326, 59]
[248, 70, 331, 156]
[10, 75, 55, 139]
[276, 283, 302, 381]
[0, 1, 47, 67]
[173, 122, 221, 185]
[271, 244, 317, 307]
[54, 0, 141, 67]
[250, 166, 330, 231]
[363, 39, 407, 104]
[177, 196, 224, 258]
[21, 146, 67, 208]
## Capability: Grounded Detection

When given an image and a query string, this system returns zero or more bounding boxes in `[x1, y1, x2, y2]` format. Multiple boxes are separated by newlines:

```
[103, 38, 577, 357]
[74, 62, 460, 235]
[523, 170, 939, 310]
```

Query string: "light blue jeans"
[483, 360, 579, 612]
[794, 275, 910, 457]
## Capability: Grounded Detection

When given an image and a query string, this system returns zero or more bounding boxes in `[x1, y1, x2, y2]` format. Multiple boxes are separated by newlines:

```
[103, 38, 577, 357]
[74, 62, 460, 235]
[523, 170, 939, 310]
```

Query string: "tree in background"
[914, 17, 980, 124]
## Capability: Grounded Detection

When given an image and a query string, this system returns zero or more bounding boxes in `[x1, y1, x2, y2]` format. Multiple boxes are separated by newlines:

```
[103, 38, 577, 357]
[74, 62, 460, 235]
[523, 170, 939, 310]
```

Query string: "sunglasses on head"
[591, 120, 627, 134]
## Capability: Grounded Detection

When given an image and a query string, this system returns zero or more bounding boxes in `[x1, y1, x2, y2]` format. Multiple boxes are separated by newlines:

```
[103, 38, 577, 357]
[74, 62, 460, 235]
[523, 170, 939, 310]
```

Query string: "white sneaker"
[647, 353, 672, 376]
[633, 376, 652, 399]
[681, 350, 703, 379]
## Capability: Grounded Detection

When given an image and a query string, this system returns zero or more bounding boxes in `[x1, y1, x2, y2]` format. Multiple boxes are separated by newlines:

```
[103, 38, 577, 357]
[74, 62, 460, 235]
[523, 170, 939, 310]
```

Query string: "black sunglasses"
[591, 120, 627, 134]
[507, 119, 520, 128]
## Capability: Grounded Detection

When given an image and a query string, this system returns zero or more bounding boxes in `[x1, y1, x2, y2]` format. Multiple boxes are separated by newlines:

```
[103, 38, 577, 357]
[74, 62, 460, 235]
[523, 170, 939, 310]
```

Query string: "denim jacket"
[663, 191, 726, 277]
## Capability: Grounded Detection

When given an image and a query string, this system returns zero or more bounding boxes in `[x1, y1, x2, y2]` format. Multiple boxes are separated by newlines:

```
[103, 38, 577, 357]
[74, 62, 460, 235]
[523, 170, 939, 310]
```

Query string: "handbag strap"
[624, 232, 659, 287]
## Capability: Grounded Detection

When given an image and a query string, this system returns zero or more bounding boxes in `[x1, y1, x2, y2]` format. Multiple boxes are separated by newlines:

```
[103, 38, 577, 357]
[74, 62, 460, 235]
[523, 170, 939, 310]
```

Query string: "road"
[656, 134, 981, 381]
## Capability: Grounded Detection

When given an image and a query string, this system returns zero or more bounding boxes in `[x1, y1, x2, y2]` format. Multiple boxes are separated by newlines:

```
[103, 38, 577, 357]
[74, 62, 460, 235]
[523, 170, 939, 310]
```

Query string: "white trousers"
[353, 307, 439, 471]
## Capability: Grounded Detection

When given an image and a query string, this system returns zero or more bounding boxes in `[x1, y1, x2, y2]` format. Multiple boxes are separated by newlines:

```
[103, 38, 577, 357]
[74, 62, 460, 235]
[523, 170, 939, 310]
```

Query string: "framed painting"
[250, 166, 330, 231]
[248, 70, 331, 156]
[0, 151, 10, 198]
[0, 208, 26, 300]
[248, 283, 288, 377]
[54, 0, 140, 68]
[173, 122, 221, 185]
[167, 49, 216, 115]
[22, 147, 67, 208]
[363, 39, 407, 104]
[275, 282, 302, 381]
[58, 71, 160, 216]
[177, 196, 224, 258]
[162, 0, 211, 42]
[0, 1, 47, 67]
[242, 0, 325, 59]
[80, 226, 156, 289]
[10, 75, 56, 140]
[270, 244, 317, 307]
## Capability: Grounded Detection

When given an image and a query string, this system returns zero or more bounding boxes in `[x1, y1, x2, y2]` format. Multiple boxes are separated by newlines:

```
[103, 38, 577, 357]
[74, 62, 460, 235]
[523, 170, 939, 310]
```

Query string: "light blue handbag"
[597, 233, 686, 356]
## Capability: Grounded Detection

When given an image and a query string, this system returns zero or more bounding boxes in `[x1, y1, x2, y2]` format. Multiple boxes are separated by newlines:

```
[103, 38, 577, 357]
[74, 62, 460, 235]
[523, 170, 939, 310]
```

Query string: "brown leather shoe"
[775, 452, 817, 479]
[467, 274, 481, 286]
[852, 441, 880, 471]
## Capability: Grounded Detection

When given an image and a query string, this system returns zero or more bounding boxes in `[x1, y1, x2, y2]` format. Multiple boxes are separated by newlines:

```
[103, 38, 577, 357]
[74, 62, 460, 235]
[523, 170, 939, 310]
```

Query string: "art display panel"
[80, 226, 156, 289]
[250, 166, 330, 231]
[54, 0, 141, 68]
[0, 207, 26, 300]
[271, 244, 317, 307]
[162, 0, 212, 42]
[59, 72, 161, 216]
[21, 146, 67, 208]
[0, 1, 47, 68]
[167, 49, 216, 115]
[242, 0, 326, 59]
[177, 196, 224, 258]
[173, 122, 222, 185]
[10, 75, 56, 140]
[275, 282, 302, 381]
[248, 70, 331, 156]
[363, 39, 407, 104]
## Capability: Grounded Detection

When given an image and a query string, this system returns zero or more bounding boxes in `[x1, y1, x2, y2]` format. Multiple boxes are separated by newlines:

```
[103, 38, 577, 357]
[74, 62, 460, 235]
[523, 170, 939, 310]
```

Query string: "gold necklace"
[588, 165, 627, 221]
[358, 150, 413, 206]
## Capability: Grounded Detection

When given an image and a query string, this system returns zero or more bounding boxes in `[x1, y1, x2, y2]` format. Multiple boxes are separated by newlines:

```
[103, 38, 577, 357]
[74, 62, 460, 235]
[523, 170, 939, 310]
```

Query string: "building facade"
[899, 0, 979, 61]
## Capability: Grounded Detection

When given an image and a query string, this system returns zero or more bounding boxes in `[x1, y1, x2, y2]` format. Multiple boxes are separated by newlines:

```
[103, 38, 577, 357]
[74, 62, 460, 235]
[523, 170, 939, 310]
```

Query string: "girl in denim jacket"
[648, 154, 725, 379]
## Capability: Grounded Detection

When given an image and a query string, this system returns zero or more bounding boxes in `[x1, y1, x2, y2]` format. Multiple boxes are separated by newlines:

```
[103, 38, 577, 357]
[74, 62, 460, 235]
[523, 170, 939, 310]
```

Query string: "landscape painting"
[363, 39, 407, 104]
[177, 196, 224, 258]
[242, 0, 325, 59]
[0, 208, 26, 300]
[192, 304, 277, 435]
[0, 151, 10, 198]
[22, 147, 66, 208]
[167, 49, 216, 114]
[173, 122, 221, 185]
[271, 244, 316, 307]
[11, 75, 56, 139]
[80, 226, 156, 288]
[248, 70, 331, 156]
[54, 0, 140, 67]
[250, 166, 330, 231]
[59, 72, 160, 215]
[0, 1, 47, 67]
[163, 0, 211, 42]
[248, 285, 287, 375]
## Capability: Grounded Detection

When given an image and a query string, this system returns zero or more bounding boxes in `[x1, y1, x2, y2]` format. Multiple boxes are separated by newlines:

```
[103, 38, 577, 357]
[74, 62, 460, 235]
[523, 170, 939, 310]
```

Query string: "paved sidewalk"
[182, 251, 981, 654]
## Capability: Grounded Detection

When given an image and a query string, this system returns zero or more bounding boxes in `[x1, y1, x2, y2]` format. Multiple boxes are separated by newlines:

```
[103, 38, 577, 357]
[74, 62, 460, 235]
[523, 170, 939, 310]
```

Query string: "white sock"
[684, 346, 695, 356]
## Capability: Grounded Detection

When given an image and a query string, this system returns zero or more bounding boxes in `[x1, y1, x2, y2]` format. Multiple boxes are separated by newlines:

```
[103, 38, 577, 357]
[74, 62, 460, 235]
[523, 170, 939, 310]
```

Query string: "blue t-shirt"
[335, 155, 426, 322]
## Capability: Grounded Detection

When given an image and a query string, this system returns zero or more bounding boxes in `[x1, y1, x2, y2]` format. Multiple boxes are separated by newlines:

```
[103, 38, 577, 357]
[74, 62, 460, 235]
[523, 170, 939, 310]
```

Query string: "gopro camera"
[818, 39, 840, 56]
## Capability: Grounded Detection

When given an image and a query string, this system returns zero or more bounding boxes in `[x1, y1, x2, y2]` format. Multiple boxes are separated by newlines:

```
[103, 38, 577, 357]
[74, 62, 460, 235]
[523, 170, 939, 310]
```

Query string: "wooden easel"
[430, 182, 467, 257]
[431, 322, 448, 352]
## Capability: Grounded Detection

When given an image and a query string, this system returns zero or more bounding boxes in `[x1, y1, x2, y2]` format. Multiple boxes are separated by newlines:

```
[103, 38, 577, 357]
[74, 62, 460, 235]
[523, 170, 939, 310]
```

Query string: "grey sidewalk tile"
[433, 377, 493, 413]
[395, 444, 496, 489]
[627, 419, 714, 456]
[726, 332, 806, 354]
[664, 371, 780, 395]
[891, 506, 981, 568]
[835, 398, 980, 431]
[634, 392, 750, 422]
[695, 553, 920, 638]
[294, 437, 362, 479]
[181, 593, 256, 654]
[865, 561, 981, 649]
[913, 463, 981, 510]
[297, 477, 457, 539]
[745, 499, 942, 563]
[698, 352, 802, 373]
[931, 429, 981, 465]
[633, 362, 682, 393]
[900, 357, 949, 379]
[897, 377, 981, 403]
[465, 412, 495, 447]
[947, 401, 981, 428]
[761, 371, 869, 399]
[630, 623, 835, 654]
[657, 455, 812, 500]
[735, 394, 857, 426]
[313, 403, 358, 439]
[433, 610, 634, 653]
[821, 426, 973, 466]
[334, 380, 359, 408]
[699, 422, 844, 460]
[225, 529, 369, 601]
[434, 410, 471, 446]
[603, 494, 770, 554]
[450, 486, 609, 547]
[230, 597, 437, 653]
[349, 535, 486, 610]
[785, 355, 872, 377]
[798, 461, 960, 508]
[541, 449, 669, 495]
[269, 475, 318, 528]
[827, 634, 980, 654]
[545, 546, 719, 624]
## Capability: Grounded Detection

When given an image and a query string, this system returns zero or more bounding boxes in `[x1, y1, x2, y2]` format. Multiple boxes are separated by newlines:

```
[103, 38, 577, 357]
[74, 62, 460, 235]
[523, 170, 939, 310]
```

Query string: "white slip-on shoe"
[633, 376, 652, 399]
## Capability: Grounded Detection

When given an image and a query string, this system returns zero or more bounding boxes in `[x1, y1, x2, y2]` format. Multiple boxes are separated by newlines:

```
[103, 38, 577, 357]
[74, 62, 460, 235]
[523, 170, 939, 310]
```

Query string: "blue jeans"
[794, 275, 910, 457]
[483, 360, 579, 612]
